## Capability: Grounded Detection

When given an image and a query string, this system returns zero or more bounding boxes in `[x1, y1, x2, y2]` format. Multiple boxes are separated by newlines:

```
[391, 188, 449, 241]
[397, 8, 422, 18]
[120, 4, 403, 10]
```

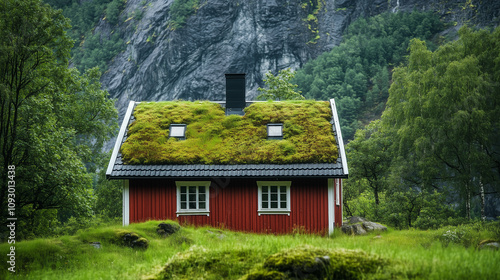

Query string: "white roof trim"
[329, 99, 349, 175]
[106, 101, 136, 177]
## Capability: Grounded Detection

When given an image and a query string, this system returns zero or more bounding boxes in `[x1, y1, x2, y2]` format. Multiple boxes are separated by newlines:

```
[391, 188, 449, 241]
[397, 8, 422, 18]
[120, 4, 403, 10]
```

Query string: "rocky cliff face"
[99, 0, 500, 120]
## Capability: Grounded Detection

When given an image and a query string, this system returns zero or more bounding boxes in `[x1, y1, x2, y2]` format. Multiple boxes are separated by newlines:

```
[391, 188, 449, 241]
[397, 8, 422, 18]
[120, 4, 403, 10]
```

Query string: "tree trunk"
[374, 186, 380, 205]
[343, 201, 353, 217]
[479, 176, 486, 221]
[466, 182, 471, 220]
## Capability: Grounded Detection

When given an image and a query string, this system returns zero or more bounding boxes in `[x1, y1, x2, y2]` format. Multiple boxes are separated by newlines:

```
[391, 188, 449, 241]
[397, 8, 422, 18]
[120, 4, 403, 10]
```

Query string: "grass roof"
[121, 100, 338, 165]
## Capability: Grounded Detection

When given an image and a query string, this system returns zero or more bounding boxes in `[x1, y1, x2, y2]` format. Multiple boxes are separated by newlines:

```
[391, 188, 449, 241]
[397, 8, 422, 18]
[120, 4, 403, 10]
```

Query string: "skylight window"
[267, 123, 283, 140]
[169, 124, 187, 140]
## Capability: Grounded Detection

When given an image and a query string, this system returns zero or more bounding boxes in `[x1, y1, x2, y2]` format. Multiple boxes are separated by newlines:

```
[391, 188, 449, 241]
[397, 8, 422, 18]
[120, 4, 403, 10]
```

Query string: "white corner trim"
[329, 99, 349, 175]
[328, 178, 335, 235]
[123, 180, 130, 226]
[106, 101, 136, 177]
[336, 179, 340, 206]
[341, 179, 344, 224]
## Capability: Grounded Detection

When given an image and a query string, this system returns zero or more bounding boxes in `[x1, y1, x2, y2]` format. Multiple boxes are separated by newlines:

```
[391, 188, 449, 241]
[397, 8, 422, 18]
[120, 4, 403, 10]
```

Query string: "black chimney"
[225, 73, 246, 115]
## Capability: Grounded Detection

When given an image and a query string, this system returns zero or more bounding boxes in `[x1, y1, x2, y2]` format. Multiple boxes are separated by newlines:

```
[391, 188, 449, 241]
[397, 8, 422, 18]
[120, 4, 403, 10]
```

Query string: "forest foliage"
[294, 11, 445, 140]
[44, 0, 126, 72]
[345, 26, 500, 229]
[0, 0, 119, 240]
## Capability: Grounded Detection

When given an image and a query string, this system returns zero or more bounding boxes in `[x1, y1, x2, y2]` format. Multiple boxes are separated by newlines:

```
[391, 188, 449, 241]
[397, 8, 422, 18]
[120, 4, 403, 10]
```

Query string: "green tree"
[346, 120, 392, 219]
[257, 68, 305, 101]
[0, 0, 117, 239]
[94, 153, 122, 219]
[105, 0, 124, 25]
[383, 27, 500, 220]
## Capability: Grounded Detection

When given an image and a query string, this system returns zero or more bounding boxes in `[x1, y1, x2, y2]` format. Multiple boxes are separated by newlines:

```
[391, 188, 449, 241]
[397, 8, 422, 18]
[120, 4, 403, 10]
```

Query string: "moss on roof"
[121, 100, 338, 165]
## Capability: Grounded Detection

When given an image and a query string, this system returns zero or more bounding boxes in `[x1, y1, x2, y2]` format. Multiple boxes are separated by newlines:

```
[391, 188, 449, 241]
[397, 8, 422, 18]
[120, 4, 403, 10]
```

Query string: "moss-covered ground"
[121, 100, 338, 165]
[1, 220, 499, 279]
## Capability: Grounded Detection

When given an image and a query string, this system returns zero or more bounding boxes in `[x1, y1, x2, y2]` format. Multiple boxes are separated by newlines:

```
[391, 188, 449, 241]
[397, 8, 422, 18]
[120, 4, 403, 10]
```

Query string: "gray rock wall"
[99, 0, 500, 128]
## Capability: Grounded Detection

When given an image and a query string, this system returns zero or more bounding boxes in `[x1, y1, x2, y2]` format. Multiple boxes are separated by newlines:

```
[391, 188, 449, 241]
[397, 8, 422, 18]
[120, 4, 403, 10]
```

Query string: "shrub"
[168, 0, 199, 29]
[437, 221, 500, 248]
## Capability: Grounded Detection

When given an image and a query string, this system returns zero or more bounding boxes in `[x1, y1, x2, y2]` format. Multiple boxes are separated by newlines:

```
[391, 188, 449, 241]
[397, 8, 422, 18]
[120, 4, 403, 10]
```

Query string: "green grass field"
[1, 220, 499, 279]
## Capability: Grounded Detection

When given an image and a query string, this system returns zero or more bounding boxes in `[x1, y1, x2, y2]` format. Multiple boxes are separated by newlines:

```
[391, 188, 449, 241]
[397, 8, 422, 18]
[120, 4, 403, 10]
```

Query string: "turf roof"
[121, 100, 338, 165]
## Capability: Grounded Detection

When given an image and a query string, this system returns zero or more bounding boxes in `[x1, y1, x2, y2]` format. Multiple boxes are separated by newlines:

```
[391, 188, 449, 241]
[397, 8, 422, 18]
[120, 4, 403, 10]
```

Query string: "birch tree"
[383, 27, 500, 219]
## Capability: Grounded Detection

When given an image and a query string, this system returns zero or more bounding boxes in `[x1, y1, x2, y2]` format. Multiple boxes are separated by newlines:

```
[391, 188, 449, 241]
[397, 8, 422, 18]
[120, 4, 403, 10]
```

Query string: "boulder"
[362, 221, 388, 232]
[242, 246, 389, 280]
[348, 216, 367, 224]
[478, 240, 500, 250]
[122, 232, 149, 249]
[115, 230, 149, 249]
[262, 246, 332, 280]
[157, 222, 181, 237]
[341, 216, 387, 235]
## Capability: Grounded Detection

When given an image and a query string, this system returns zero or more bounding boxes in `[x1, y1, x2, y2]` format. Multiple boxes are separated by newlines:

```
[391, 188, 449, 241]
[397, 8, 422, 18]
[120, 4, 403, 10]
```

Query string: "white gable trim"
[106, 101, 137, 177]
[329, 99, 349, 175]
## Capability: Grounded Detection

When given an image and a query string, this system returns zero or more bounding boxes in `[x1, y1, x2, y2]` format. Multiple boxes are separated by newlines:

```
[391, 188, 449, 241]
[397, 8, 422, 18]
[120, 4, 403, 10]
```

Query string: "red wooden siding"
[128, 178, 333, 234]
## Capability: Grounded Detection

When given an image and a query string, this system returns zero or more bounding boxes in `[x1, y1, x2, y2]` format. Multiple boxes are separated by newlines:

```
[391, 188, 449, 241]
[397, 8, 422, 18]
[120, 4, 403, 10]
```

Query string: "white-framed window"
[176, 181, 210, 216]
[169, 124, 187, 140]
[267, 123, 283, 140]
[257, 181, 291, 215]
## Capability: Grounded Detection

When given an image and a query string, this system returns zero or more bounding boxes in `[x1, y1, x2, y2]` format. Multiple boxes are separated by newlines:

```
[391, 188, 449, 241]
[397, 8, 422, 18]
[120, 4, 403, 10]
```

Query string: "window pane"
[280, 193, 286, 202]
[199, 193, 206, 203]
[189, 186, 196, 194]
[271, 201, 278, 208]
[170, 126, 186, 137]
[262, 186, 268, 193]
[271, 193, 278, 201]
[281, 201, 287, 208]
[262, 201, 268, 208]
[189, 202, 196, 209]
[262, 193, 268, 202]
[268, 125, 283, 137]
[181, 186, 186, 193]
[181, 194, 186, 202]
[271, 186, 278, 193]
[280, 186, 286, 193]
[199, 202, 206, 209]
[181, 202, 186, 209]
[189, 194, 196, 204]
[199, 186, 205, 193]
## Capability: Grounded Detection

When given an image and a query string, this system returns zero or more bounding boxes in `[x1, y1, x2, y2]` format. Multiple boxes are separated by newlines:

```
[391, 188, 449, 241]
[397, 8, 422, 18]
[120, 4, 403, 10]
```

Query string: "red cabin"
[106, 74, 348, 235]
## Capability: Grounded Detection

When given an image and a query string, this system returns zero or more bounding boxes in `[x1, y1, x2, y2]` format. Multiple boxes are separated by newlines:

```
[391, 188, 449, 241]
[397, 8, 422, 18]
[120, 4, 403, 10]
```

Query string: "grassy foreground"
[1, 220, 499, 279]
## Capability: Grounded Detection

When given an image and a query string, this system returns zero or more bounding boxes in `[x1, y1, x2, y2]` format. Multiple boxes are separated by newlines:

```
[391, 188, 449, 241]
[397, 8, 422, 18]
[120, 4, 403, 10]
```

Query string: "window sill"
[258, 210, 291, 216]
[176, 211, 210, 217]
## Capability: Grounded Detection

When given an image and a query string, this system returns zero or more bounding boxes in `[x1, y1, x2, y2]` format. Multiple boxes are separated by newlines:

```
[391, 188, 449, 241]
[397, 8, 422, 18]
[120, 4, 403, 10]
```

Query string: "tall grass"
[0, 221, 498, 279]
